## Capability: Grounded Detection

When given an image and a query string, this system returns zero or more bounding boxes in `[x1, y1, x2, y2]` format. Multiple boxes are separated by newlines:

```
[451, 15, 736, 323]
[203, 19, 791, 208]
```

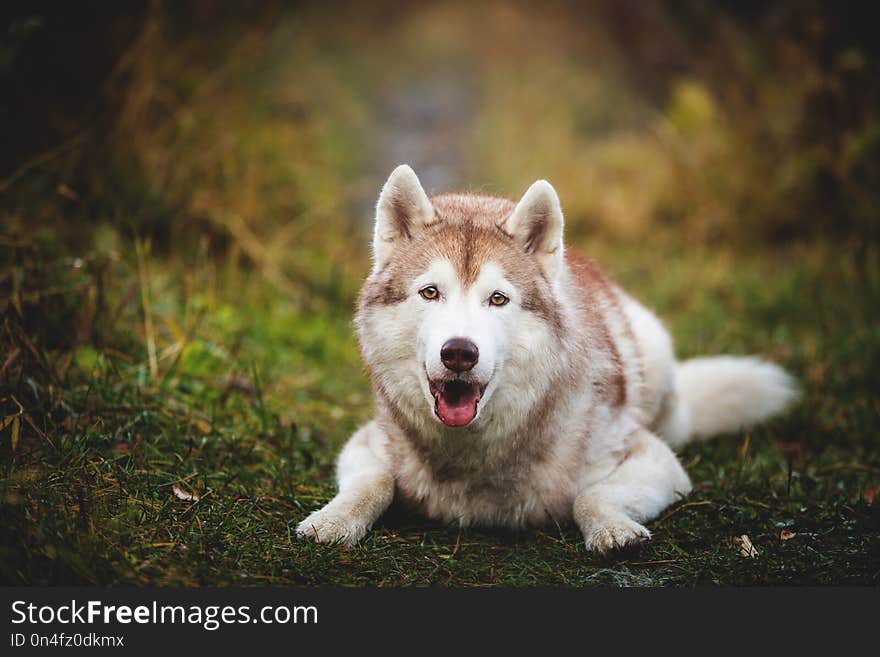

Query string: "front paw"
[582, 515, 651, 554]
[296, 505, 367, 547]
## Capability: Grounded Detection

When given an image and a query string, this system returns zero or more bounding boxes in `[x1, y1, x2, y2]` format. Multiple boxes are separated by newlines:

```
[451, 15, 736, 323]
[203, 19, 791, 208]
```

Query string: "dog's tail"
[661, 356, 798, 448]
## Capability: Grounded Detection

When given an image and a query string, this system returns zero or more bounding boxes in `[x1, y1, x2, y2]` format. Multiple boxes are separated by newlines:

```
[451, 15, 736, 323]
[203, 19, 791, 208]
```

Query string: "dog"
[296, 164, 797, 553]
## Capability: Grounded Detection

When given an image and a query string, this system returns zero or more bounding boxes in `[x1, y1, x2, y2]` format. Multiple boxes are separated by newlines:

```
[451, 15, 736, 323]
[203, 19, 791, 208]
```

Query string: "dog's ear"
[499, 180, 564, 279]
[372, 164, 435, 271]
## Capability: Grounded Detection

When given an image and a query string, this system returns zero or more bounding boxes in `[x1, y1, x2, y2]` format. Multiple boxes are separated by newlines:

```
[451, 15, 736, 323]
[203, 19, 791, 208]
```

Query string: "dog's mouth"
[428, 378, 486, 427]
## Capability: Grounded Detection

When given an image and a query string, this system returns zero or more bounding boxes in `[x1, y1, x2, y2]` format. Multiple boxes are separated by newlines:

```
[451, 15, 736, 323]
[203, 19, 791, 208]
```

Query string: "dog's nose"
[441, 338, 479, 373]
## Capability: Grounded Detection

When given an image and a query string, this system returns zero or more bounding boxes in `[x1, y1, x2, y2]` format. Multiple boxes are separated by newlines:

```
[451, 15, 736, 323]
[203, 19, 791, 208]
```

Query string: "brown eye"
[419, 286, 439, 301]
[489, 291, 509, 306]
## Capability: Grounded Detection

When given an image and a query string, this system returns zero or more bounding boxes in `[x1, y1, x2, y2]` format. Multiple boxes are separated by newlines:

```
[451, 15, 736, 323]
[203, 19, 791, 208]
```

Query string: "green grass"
[1, 2, 879, 586]
[2, 236, 878, 586]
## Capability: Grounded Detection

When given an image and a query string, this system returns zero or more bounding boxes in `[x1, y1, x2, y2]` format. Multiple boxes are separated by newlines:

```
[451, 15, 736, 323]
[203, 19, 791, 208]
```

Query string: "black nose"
[441, 338, 479, 373]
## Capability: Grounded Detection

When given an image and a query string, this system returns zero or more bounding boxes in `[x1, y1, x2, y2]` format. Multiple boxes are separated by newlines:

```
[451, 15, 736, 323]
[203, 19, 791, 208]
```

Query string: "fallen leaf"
[172, 484, 199, 502]
[780, 529, 797, 541]
[735, 534, 758, 558]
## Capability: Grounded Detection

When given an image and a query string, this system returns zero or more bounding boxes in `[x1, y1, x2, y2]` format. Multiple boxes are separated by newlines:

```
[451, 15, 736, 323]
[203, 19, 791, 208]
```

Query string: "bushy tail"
[663, 356, 798, 447]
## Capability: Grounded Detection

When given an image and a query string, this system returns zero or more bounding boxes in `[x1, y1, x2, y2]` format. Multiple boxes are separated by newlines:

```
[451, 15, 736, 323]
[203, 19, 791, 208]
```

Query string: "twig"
[9, 395, 55, 449]
[653, 500, 714, 526]
[0, 349, 20, 379]
[451, 527, 462, 559]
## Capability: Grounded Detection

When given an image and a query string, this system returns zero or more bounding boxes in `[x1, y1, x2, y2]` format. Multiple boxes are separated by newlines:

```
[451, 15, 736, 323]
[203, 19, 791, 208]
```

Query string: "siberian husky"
[297, 165, 797, 553]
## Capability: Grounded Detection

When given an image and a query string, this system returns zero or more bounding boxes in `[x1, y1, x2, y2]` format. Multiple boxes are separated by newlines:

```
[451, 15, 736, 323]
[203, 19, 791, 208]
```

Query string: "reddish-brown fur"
[360, 193, 633, 413]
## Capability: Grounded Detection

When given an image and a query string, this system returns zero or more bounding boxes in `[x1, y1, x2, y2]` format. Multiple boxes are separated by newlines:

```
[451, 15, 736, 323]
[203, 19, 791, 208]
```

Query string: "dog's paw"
[296, 506, 367, 547]
[582, 515, 651, 554]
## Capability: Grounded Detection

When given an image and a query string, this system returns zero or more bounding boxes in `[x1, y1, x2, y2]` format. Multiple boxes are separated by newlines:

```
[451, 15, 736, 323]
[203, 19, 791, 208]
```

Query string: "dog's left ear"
[499, 180, 564, 279]
[372, 164, 435, 272]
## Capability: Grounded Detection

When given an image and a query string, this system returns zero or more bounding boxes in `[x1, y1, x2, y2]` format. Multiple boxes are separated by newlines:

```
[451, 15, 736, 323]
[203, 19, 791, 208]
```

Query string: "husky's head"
[356, 165, 566, 431]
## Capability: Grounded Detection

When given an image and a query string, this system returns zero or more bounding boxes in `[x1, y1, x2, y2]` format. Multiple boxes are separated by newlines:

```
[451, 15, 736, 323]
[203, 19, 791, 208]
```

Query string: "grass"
[1, 2, 879, 586]
[2, 237, 878, 586]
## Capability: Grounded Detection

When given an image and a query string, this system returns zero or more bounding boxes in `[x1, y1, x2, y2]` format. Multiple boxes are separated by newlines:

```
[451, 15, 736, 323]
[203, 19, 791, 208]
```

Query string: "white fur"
[668, 356, 798, 446]
[372, 164, 436, 272]
[297, 166, 798, 553]
[575, 428, 691, 552]
[498, 179, 564, 279]
[296, 422, 393, 546]
[416, 260, 512, 419]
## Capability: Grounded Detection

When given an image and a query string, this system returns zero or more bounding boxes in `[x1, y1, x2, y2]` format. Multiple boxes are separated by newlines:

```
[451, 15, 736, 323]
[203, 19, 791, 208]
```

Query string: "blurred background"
[5, 1, 880, 248]
[1, 1, 878, 585]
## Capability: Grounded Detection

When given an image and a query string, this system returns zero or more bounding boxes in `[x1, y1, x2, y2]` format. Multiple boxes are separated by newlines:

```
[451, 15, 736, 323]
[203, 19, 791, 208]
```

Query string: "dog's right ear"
[372, 164, 435, 271]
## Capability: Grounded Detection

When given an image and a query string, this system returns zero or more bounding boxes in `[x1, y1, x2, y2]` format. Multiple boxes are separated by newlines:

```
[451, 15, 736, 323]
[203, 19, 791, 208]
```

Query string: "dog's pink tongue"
[436, 388, 479, 427]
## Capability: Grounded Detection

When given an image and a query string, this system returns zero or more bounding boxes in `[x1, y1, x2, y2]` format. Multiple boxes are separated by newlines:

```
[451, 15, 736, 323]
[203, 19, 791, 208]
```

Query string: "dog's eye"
[419, 286, 440, 301]
[489, 291, 509, 306]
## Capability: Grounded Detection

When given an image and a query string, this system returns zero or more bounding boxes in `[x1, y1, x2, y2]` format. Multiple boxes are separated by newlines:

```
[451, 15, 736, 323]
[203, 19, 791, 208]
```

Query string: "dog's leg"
[574, 427, 692, 554]
[296, 421, 394, 546]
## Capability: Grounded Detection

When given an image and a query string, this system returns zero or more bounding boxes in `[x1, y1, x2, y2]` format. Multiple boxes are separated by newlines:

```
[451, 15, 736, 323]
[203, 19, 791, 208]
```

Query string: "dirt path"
[356, 71, 476, 224]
